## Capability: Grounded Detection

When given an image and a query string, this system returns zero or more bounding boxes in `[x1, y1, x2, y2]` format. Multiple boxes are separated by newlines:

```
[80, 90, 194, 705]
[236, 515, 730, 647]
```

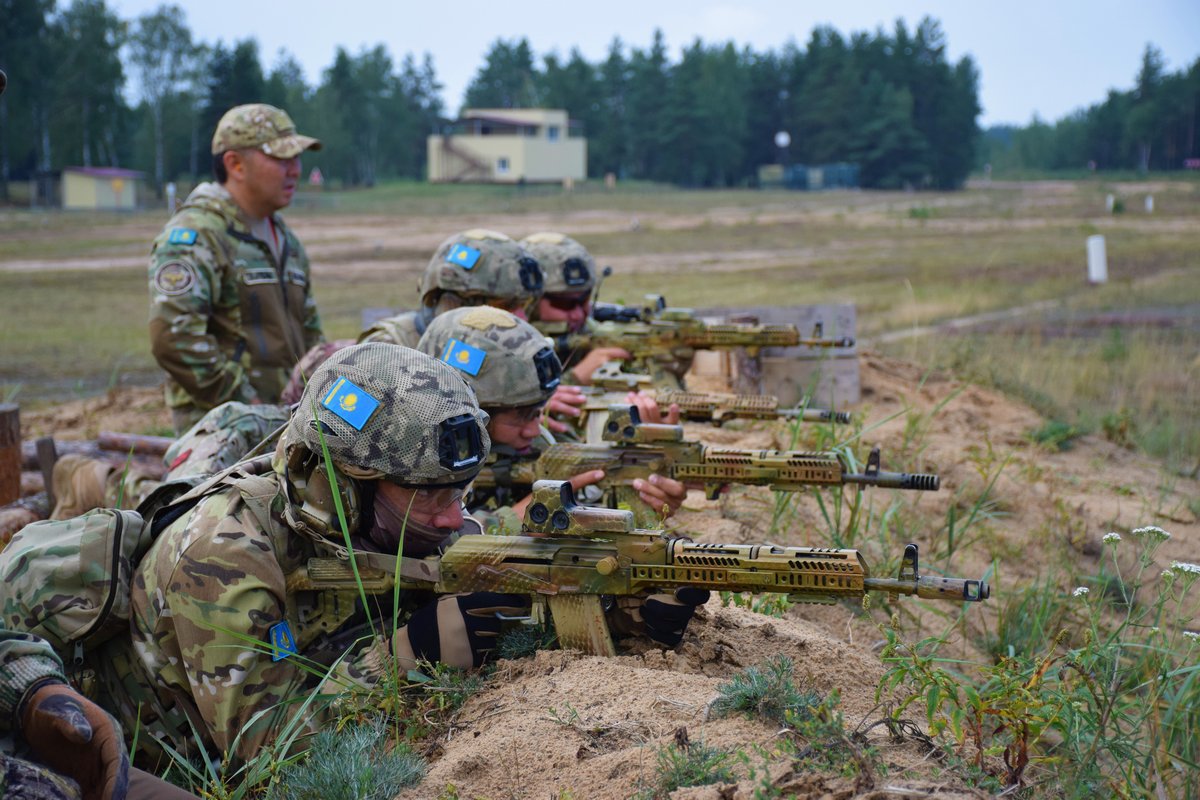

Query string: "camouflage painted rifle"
[577, 378, 852, 430]
[474, 405, 937, 527]
[290, 480, 989, 657]
[537, 295, 854, 389]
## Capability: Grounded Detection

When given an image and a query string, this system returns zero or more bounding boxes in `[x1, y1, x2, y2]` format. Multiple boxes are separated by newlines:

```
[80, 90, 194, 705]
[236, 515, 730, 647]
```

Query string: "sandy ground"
[15, 350, 1196, 799]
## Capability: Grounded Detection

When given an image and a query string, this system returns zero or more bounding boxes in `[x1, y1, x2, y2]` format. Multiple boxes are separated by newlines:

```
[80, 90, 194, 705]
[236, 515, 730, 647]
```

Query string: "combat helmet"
[280, 342, 490, 540]
[418, 229, 544, 312]
[418, 306, 562, 408]
[520, 232, 596, 295]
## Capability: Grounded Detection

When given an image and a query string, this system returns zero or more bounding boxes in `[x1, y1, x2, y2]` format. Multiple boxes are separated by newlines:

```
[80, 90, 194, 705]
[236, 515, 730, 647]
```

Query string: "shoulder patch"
[153, 261, 197, 296]
[461, 306, 518, 330]
[167, 228, 199, 246]
[269, 621, 298, 661]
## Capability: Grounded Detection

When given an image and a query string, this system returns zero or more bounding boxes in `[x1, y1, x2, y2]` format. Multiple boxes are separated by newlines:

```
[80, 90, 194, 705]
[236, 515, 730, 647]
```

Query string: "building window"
[496, 157, 510, 175]
[547, 125, 560, 142]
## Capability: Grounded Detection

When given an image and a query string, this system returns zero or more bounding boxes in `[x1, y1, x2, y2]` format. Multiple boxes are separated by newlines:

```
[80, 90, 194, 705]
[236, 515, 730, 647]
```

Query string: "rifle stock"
[293, 481, 988, 656]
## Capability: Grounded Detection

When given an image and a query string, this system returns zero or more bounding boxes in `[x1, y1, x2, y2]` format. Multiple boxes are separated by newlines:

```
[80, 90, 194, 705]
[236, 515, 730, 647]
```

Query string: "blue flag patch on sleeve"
[270, 621, 298, 661]
[446, 243, 481, 269]
[441, 338, 487, 376]
[321, 376, 381, 430]
[167, 228, 198, 246]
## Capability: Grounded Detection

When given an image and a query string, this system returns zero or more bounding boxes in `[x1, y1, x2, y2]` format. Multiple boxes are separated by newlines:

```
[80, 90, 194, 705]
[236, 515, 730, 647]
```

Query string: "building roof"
[63, 166, 145, 179]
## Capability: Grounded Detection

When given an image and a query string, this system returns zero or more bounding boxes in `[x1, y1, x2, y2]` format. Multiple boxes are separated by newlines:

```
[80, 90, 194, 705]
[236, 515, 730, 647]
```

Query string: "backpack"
[0, 456, 278, 666]
[0, 507, 151, 665]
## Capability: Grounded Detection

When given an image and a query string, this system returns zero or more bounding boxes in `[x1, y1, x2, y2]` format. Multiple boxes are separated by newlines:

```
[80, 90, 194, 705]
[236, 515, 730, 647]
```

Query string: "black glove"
[398, 592, 529, 668]
[19, 679, 130, 800]
[617, 587, 710, 647]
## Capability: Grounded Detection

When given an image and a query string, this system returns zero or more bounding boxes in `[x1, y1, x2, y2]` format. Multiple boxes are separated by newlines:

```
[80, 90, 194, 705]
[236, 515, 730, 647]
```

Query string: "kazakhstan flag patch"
[167, 228, 198, 245]
[441, 338, 487, 376]
[269, 621, 298, 661]
[446, 243, 481, 269]
[321, 376, 380, 430]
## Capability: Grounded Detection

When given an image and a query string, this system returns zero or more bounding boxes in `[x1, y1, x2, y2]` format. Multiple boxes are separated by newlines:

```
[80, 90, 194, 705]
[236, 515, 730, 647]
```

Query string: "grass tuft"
[270, 717, 425, 800]
[710, 655, 823, 726]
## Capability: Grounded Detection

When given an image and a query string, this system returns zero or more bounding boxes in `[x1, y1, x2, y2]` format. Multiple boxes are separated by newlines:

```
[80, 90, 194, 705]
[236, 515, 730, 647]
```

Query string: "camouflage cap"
[521, 232, 596, 295]
[211, 103, 321, 158]
[284, 342, 490, 486]
[417, 306, 562, 408]
[419, 229, 544, 308]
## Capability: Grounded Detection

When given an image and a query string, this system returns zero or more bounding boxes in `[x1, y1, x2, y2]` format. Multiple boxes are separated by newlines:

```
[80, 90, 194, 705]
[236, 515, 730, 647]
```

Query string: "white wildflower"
[1169, 561, 1200, 576]
[1131, 525, 1171, 542]
[1072, 586, 1090, 597]
[1184, 631, 1200, 642]
[1102, 532, 1121, 544]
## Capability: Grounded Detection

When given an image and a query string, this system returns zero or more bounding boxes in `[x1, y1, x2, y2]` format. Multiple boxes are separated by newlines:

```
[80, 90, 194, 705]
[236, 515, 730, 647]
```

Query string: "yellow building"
[62, 167, 143, 210]
[427, 109, 586, 184]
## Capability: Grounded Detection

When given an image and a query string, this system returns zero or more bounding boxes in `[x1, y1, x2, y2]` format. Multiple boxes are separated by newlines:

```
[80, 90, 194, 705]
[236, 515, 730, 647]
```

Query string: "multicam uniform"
[357, 310, 425, 348]
[148, 181, 323, 432]
[89, 344, 495, 768]
[0, 631, 81, 800]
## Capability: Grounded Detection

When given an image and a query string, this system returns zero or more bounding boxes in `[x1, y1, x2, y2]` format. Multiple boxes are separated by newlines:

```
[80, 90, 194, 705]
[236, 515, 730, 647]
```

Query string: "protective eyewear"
[407, 485, 466, 515]
[544, 292, 590, 312]
[496, 403, 546, 425]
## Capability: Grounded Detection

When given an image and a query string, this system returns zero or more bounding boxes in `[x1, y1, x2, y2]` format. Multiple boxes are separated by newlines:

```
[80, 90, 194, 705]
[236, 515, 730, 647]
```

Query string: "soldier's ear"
[223, 149, 247, 182]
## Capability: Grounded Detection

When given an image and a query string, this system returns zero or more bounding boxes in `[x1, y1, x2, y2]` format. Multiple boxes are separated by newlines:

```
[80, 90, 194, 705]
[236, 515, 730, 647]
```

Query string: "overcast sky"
[110, 0, 1200, 126]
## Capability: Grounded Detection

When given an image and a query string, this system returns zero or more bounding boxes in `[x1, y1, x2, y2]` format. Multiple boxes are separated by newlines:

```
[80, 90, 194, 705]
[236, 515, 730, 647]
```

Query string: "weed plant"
[879, 526, 1200, 796]
[634, 740, 735, 800]
[710, 655, 823, 725]
[269, 717, 425, 800]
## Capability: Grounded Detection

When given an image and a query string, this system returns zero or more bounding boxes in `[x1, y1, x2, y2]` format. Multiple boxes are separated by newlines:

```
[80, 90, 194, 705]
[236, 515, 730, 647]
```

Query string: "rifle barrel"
[843, 469, 939, 491]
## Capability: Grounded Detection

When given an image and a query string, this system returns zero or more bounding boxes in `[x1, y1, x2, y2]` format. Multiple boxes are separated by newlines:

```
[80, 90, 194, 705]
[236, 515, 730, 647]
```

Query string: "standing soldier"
[148, 104, 324, 434]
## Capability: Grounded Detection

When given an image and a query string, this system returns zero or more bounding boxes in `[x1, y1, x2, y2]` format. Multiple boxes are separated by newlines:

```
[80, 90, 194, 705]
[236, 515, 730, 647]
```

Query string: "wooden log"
[98, 431, 173, 456]
[21, 439, 101, 470]
[0, 404, 20, 505]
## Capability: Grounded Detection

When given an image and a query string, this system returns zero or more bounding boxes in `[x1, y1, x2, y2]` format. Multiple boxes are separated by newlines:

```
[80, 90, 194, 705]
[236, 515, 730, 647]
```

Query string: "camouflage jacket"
[357, 309, 426, 348]
[162, 401, 291, 480]
[0, 630, 65, 735]
[100, 401, 293, 512]
[148, 182, 324, 415]
[91, 467, 394, 767]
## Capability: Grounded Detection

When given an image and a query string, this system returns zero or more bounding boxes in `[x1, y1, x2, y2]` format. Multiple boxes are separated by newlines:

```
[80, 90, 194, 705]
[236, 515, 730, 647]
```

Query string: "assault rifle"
[290, 481, 989, 657]
[578, 374, 852, 428]
[474, 405, 938, 527]
[536, 295, 854, 389]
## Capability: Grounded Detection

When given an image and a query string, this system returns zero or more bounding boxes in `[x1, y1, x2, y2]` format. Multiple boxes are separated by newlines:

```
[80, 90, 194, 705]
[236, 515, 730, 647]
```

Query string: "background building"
[427, 109, 586, 184]
[61, 167, 144, 210]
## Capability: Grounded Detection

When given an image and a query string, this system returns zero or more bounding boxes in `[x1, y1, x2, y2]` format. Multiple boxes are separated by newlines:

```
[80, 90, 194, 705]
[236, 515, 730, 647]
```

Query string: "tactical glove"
[613, 588, 711, 647]
[394, 592, 529, 669]
[19, 680, 130, 800]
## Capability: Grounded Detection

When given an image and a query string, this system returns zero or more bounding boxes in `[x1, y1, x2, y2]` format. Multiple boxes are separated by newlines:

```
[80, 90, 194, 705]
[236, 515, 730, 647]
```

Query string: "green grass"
[2, 178, 1196, 469]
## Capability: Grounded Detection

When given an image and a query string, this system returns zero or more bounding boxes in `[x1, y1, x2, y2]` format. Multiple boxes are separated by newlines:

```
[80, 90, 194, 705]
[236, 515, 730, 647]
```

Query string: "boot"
[50, 454, 115, 520]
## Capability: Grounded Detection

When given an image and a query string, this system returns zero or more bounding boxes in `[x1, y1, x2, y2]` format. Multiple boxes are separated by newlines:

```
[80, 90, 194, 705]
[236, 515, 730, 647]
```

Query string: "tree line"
[981, 45, 1200, 174]
[30, 1, 1200, 197]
